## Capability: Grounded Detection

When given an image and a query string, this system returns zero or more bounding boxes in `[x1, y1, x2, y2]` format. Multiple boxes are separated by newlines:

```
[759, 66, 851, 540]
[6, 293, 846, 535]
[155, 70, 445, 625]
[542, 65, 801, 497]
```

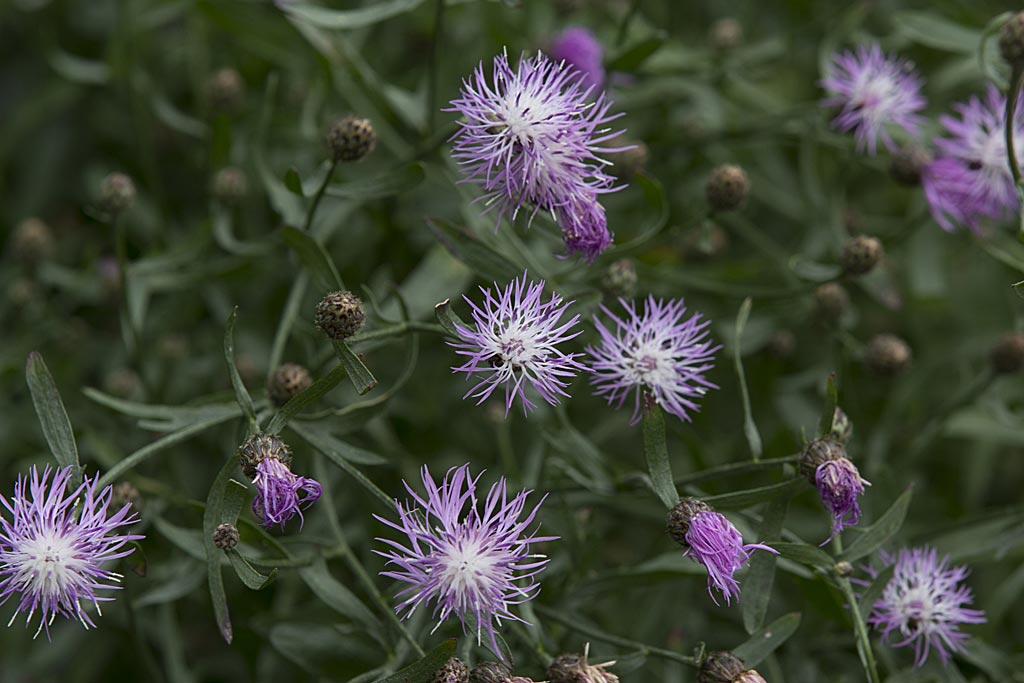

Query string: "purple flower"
[923, 86, 1024, 233]
[374, 464, 556, 658]
[446, 50, 626, 237]
[867, 546, 986, 667]
[548, 27, 605, 92]
[816, 458, 870, 545]
[0, 466, 142, 638]
[449, 273, 588, 416]
[587, 296, 720, 424]
[820, 44, 925, 154]
[555, 191, 613, 262]
[239, 434, 321, 529]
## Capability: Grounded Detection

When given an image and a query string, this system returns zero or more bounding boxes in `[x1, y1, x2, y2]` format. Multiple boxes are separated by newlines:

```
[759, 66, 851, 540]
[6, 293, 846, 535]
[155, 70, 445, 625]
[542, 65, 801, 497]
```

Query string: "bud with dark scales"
[213, 523, 239, 550]
[11, 217, 54, 264]
[547, 645, 619, 683]
[889, 145, 932, 186]
[802, 438, 870, 543]
[705, 164, 750, 212]
[327, 116, 377, 162]
[212, 166, 248, 205]
[208, 67, 245, 113]
[767, 329, 796, 360]
[999, 12, 1024, 69]
[800, 438, 846, 483]
[433, 658, 469, 683]
[710, 18, 743, 51]
[681, 221, 729, 261]
[268, 362, 313, 406]
[469, 662, 512, 683]
[666, 497, 712, 547]
[814, 282, 849, 321]
[100, 172, 136, 215]
[865, 334, 912, 376]
[602, 259, 637, 299]
[698, 651, 744, 683]
[990, 332, 1024, 374]
[840, 235, 883, 276]
[112, 482, 143, 512]
[237, 433, 322, 528]
[315, 290, 366, 341]
[830, 406, 853, 444]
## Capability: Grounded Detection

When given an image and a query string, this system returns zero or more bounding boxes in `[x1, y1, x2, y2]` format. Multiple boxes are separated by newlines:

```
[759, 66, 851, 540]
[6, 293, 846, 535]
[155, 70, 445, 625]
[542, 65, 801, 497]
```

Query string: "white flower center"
[437, 536, 500, 604]
[625, 340, 676, 388]
[8, 528, 89, 609]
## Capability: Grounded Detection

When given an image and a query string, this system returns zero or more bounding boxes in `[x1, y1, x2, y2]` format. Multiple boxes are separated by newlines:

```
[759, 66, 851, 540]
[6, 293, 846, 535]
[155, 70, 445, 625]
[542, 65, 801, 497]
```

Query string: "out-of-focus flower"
[820, 44, 925, 154]
[374, 464, 556, 659]
[238, 434, 321, 529]
[548, 27, 605, 91]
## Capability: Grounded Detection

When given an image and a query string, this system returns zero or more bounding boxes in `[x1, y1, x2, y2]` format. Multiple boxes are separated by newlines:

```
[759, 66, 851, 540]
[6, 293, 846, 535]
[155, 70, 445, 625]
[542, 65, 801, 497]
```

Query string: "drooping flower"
[0, 466, 142, 638]
[555, 191, 613, 262]
[667, 498, 777, 605]
[548, 27, 605, 91]
[800, 438, 870, 545]
[820, 44, 925, 154]
[587, 296, 719, 424]
[238, 433, 321, 529]
[449, 273, 588, 416]
[374, 464, 556, 658]
[866, 546, 986, 667]
[923, 86, 1024, 233]
[446, 50, 626, 240]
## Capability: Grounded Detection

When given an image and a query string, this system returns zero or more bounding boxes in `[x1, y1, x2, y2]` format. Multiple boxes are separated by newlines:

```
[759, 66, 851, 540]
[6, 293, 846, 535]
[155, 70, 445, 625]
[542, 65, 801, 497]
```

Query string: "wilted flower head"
[588, 296, 719, 424]
[801, 439, 870, 544]
[548, 27, 605, 91]
[667, 498, 777, 605]
[374, 464, 556, 658]
[555, 191, 612, 262]
[923, 86, 1024, 233]
[866, 546, 985, 667]
[446, 50, 626, 241]
[238, 434, 321, 529]
[820, 44, 925, 154]
[449, 273, 587, 416]
[0, 466, 142, 638]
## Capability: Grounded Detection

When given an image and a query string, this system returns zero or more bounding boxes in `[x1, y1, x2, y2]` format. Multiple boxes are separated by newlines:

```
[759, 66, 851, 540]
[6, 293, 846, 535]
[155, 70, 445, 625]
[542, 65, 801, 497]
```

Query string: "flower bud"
[834, 560, 854, 577]
[830, 406, 853, 445]
[213, 523, 240, 550]
[268, 362, 314, 406]
[238, 433, 293, 480]
[547, 650, 619, 683]
[999, 12, 1024, 70]
[100, 172, 136, 215]
[327, 116, 377, 162]
[212, 166, 248, 205]
[433, 658, 469, 683]
[767, 329, 796, 360]
[666, 497, 712, 548]
[865, 334, 912, 377]
[208, 68, 246, 113]
[800, 438, 846, 484]
[990, 332, 1024, 374]
[705, 164, 749, 213]
[709, 18, 743, 51]
[157, 334, 189, 361]
[889, 145, 931, 187]
[612, 142, 649, 180]
[315, 290, 366, 341]
[11, 217, 54, 264]
[104, 368, 142, 399]
[735, 671, 766, 683]
[7, 278, 35, 308]
[112, 481, 143, 512]
[698, 651, 745, 683]
[602, 259, 637, 299]
[681, 221, 730, 261]
[840, 235, 883, 276]
[814, 282, 849, 322]
[469, 662, 512, 683]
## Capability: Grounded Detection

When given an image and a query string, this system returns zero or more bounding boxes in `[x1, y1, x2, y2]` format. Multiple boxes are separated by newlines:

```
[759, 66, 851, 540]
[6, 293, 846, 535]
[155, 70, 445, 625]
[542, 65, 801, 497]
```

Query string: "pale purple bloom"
[866, 546, 986, 667]
[588, 296, 719, 424]
[684, 510, 777, 605]
[0, 466, 142, 638]
[446, 50, 626, 251]
[820, 44, 925, 154]
[816, 458, 870, 545]
[923, 86, 1024, 233]
[549, 27, 605, 91]
[555, 190, 612, 262]
[449, 273, 587, 416]
[251, 457, 321, 529]
[374, 464, 556, 659]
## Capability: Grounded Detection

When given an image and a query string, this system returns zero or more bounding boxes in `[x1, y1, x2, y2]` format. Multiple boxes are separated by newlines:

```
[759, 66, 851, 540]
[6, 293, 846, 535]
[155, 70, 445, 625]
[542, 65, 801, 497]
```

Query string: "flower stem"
[1006, 65, 1023, 189]
[426, 0, 445, 134]
[838, 578, 882, 683]
[303, 160, 339, 233]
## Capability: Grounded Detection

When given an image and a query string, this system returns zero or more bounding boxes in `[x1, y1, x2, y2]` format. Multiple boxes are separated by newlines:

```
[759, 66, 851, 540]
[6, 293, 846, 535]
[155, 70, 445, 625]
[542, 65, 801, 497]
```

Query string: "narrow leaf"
[424, 217, 521, 282]
[731, 612, 802, 668]
[280, 226, 345, 291]
[734, 298, 762, 461]
[281, 0, 428, 30]
[772, 541, 835, 571]
[332, 341, 378, 395]
[226, 549, 278, 590]
[298, 558, 377, 628]
[606, 32, 667, 72]
[701, 478, 804, 510]
[284, 167, 304, 196]
[325, 162, 426, 200]
[25, 352, 81, 484]
[840, 486, 914, 563]
[434, 298, 466, 336]
[641, 402, 680, 509]
[817, 372, 839, 438]
[224, 308, 259, 434]
[204, 458, 240, 643]
[371, 639, 457, 683]
[743, 496, 788, 634]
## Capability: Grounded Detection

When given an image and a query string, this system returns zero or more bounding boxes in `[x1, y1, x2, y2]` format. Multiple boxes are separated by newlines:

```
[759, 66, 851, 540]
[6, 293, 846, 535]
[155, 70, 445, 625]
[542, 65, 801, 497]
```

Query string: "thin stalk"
[303, 160, 339, 233]
[839, 578, 882, 683]
[347, 321, 446, 345]
[113, 214, 140, 358]
[615, 0, 642, 47]
[1006, 66, 1023, 189]
[267, 272, 309, 378]
[426, 0, 445, 134]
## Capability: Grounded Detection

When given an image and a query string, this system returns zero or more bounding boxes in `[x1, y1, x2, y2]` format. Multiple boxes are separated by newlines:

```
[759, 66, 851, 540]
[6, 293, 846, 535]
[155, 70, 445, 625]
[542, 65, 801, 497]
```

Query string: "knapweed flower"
[548, 27, 605, 91]
[866, 546, 986, 667]
[447, 50, 626, 260]
[923, 86, 1024, 233]
[667, 498, 777, 605]
[554, 191, 612, 262]
[449, 273, 587, 416]
[820, 44, 925, 154]
[238, 433, 321, 529]
[588, 296, 719, 424]
[800, 439, 870, 544]
[374, 464, 556, 658]
[0, 466, 142, 638]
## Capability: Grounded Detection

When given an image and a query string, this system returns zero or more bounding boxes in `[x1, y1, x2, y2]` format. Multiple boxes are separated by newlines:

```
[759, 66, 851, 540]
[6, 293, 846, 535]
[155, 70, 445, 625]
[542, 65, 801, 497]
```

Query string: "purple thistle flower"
[866, 546, 986, 667]
[0, 466, 142, 638]
[923, 86, 1024, 233]
[239, 434, 321, 530]
[446, 50, 626, 233]
[374, 464, 556, 659]
[587, 296, 720, 424]
[449, 273, 588, 416]
[816, 458, 870, 545]
[548, 27, 605, 92]
[820, 44, 925, 154]
[555, 191, 613, 262]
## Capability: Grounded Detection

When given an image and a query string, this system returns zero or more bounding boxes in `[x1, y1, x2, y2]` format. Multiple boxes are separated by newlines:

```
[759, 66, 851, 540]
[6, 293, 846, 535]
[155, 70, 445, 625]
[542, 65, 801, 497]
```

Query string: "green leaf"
[289, 421, 394, 509]
[733, 298, 763, 461]
[25, 352, 81, 484]
[425, 217, 522, 283]
[743, 496, 788, 634]
[287, 421, 387, 465]
[789, 256, 842, 282]
[224, 308, 259, 435]
[298, 558, 378, 629]
[772, 541, 834, 571]
[332, 341, 378, 395]
[48, 48, 110, 85]
[204, 458, 241, 644]
[607, 31, 668, 72]
[893, 11, 981, 54]
[370, 639, 457, 683]
[284, 167, 304, 196]
[817, 372, 839, 438]
[641, 403, 680, 509]
[226, 549, 278, 590]
[433, 298, 466, 336]
[267, 361, 350, 435]
[701, 478, 804, 510]
[731, 612, 801, 668]
[280, 226, 345, 291]
[281, 0, 427, 30]
[325, 162, 426, 200]
[840, 486, 914, 564]
[605, 175, 670, 255]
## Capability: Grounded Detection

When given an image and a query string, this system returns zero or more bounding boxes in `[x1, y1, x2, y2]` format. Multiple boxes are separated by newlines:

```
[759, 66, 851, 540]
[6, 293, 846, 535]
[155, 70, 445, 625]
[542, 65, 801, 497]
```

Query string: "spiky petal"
[816, 458, 870, 545]
[251, 457, 322, 530]
[683, 510, 777, 605]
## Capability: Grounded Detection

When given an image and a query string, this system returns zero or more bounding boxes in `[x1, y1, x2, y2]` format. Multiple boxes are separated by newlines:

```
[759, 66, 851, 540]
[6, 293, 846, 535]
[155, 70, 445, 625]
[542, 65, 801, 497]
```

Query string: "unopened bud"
[990, 332, 1024, 374]
[705, 164, 749, 213]
[735, 671, 766, 683]
[238, 433, 293, 480]
[602, 259, 637, 298]
[698, 651, 745, 683]
[814, 282, 849, 322]
[112, 482, 143, 512]
[800, 438, 846, 484]
[681, 221, 730, 261]
[666, 497, 712, 548]
[612, 142, 649, 180]
[212, 166, 248, 205]
[834, 560, 854, 577]
[208, 68, 246, 113]
[327, 116, 377, 162]
[213, 523, 239, 550]
[830, 406, 853, 445]
[547, 650, 619, 683]
[468, 662, 512, 683]
[889, 145, 932, 186]
[840, 235, 883, 276]
[999, 12, 1024, 69]
[100, 172, 136, 215]
[865, 334, 912, 377]
[767, 329, 796, 360]
[11, 217, 54, 264]
[315, 290, 366, 341]
[268, 363, 314, 406]
[710, 18, 743, 51]
[433, 658, 469, 683]
[104, 368, 141, 399]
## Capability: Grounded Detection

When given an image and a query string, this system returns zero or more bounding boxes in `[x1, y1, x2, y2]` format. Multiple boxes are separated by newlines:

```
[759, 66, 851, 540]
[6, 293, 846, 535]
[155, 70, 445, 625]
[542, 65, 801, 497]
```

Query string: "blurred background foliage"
[2, 0, 1024, 681]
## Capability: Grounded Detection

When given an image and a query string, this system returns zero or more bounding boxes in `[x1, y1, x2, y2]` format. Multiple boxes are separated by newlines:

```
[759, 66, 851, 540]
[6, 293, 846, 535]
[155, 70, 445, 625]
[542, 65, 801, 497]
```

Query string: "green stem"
[839, 579, 881, 683]
[267, 273, 309, 379]
[1006, 66, 1023, 189]
[347, 321, 445, 345]
[113, 215, 140, 358]
[426, 0, 445, 134]
[615, 0, 642, 46]
[303, 160, 338, 233]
